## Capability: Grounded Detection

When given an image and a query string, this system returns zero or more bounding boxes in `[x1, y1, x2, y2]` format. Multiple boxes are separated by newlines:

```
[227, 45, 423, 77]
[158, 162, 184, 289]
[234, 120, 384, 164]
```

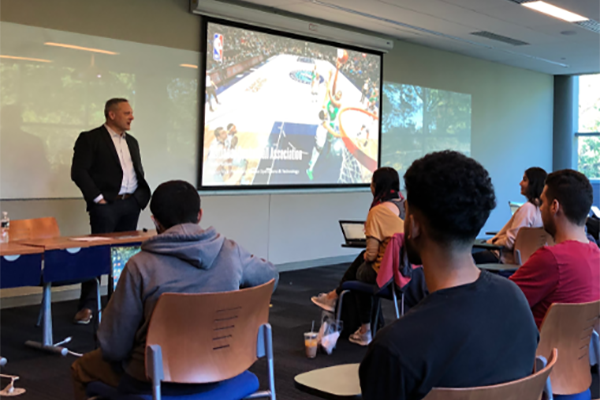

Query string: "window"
[577, 74, 600, 179]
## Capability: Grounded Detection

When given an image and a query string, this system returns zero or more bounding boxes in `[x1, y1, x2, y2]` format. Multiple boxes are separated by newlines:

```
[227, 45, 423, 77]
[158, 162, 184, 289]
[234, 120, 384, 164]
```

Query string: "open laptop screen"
[340, 221, 366, 241]
[110, 245, 142, 292]
[509, 201, 523, 216]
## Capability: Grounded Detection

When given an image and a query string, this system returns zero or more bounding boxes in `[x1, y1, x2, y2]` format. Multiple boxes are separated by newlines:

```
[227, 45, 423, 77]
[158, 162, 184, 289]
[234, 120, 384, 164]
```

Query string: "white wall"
[383, 41, 553, 231]
[1, 0, 553, 271]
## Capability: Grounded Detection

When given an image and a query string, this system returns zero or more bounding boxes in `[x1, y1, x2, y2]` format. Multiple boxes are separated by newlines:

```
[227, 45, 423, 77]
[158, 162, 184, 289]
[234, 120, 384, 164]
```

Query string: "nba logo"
[213, 33, 223, 62]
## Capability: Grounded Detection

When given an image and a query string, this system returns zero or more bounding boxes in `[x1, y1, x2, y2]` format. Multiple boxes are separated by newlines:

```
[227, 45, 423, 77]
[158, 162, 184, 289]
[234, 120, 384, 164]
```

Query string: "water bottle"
[1, 211, 10, 242]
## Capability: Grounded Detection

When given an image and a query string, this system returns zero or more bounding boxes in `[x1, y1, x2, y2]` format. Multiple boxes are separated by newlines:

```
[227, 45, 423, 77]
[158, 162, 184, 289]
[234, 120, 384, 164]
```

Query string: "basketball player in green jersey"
[306, 60, 343, 181]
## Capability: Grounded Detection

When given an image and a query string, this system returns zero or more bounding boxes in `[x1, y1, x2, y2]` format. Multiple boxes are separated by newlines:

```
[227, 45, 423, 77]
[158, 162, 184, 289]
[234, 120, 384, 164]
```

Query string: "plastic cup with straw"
[304, 321, 318, 358]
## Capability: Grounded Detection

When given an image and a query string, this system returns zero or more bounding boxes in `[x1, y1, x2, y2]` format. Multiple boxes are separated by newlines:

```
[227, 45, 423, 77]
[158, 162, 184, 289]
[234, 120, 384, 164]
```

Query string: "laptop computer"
[508, 201, 524, 216]
[339, 220, 367, 247]
[110, 245, 142, 295]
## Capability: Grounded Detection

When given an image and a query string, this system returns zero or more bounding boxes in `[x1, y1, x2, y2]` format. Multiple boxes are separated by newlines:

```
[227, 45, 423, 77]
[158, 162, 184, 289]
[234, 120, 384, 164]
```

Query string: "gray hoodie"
[97, 223, 279, 381]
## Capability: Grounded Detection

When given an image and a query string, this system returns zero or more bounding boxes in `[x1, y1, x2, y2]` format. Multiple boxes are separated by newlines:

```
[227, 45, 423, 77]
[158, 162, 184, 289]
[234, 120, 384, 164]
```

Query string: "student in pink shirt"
[510, 169, 600, 328]
[473, 167, 547, 264]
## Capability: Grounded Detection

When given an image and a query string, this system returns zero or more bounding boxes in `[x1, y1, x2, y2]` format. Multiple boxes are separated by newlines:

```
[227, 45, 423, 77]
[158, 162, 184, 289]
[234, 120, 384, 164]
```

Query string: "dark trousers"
[336, 251, 378, 325]
[78, 197, 141, 310]
[72, 349, 122, 400]
[206, 87, 219, 109]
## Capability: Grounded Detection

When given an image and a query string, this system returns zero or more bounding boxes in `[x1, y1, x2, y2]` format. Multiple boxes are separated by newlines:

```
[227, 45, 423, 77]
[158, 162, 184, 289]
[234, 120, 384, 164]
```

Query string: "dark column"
[553, 75, 578, 171]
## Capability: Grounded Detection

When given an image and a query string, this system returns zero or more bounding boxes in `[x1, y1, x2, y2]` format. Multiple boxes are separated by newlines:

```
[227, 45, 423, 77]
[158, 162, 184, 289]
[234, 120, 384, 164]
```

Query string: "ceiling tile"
[438, 0, 509, 11]
[547, 0, 600, 22]
[240, 0, 305, 7]
[237, 0, 600, 74]
[478, 3, 584, 29]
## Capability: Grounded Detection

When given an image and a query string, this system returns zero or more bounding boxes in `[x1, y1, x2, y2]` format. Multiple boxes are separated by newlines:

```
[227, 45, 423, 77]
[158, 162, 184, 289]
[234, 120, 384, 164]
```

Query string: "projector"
[190, 0, 394, 53]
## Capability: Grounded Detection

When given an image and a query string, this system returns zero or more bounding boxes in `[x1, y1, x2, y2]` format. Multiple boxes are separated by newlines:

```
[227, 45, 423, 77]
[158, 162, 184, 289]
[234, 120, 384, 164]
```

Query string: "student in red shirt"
[510, 169, 600, 328]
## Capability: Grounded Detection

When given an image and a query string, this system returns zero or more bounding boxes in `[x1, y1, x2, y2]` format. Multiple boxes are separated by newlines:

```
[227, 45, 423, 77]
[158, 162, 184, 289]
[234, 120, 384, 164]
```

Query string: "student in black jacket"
[359, 151, 538, 400]
[71, 98, 151, 324]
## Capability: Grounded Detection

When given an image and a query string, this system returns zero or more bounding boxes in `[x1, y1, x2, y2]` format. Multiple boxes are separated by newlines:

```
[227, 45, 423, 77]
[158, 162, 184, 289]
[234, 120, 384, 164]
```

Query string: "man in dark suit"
[71, 98, 151, 324]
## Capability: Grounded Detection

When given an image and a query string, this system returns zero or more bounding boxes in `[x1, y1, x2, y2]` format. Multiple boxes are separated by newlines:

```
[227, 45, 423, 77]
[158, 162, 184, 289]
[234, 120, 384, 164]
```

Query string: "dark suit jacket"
[71, 125, 151, 211]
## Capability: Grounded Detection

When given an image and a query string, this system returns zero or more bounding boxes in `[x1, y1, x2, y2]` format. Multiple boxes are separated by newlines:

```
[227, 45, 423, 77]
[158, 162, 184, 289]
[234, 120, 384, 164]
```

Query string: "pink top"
[509, 240, 600, 328]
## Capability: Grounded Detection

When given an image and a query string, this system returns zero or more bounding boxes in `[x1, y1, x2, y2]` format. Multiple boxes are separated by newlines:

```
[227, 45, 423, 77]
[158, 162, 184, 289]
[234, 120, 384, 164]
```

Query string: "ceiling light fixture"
[180, 64, 198, 69]
[44, 42, 118, 55]
[309, 0, 568, 68]
[522, 1, 588, 23]
[0, 55, 52, 63]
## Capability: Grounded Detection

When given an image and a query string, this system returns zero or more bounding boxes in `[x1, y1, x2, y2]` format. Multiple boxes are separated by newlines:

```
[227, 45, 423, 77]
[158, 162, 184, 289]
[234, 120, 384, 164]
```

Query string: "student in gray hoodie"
[71, 180, 279, 400]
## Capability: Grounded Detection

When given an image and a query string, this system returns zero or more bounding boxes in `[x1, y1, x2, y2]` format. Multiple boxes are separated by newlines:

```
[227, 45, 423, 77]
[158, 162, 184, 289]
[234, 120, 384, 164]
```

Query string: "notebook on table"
[339, 220, 367, 247]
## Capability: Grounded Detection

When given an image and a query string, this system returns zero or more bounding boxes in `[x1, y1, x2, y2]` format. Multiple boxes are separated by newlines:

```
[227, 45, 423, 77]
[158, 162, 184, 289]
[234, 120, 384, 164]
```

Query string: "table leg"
[42, 282, 52, 346]
[24, 283, 69, 356]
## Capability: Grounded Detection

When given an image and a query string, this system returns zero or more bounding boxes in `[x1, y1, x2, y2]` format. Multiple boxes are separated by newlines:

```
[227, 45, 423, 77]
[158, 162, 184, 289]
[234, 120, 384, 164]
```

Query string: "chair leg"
[392, 288, 400, 319]
[401, 293, 405, 317]
[336, 290, 349, 324]
[95, 277, 102, 324]
[371, 298, 381, 337]
[147, 345, 164, 400]
[264, 324, 276, 400]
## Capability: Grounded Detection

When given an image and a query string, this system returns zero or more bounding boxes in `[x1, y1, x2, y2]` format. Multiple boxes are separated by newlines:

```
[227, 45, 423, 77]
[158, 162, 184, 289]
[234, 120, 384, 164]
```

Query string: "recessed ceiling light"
[180, 64, 198, 69]
[522, 1, 588, 23]
[44, 42, 118, 55]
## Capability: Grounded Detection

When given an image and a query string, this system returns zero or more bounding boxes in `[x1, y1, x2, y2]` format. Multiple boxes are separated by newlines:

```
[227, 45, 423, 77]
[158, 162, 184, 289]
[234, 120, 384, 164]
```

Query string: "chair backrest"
[508, 201, 523, 216]
[513, 227, 554, 265]
[537, 300, 600, 395]
[9, 217, 60, 241]
[145, 279, 275, 384]
[422, 349, 557, 400]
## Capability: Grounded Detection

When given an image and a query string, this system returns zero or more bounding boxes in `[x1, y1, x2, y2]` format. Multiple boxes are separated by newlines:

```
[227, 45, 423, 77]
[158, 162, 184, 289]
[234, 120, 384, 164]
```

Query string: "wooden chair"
[475, 227, 554, 272]
[536, 301, 600, 397]
[421, 349, 558, 400]
[8, 217, 60, 242]
[87, 279, 277, 400]
[513, 227, 554, 265]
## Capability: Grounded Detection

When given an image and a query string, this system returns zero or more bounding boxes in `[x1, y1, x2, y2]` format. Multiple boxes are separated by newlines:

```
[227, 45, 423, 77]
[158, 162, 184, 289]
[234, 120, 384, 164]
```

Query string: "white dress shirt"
[93, 124, 138, 203]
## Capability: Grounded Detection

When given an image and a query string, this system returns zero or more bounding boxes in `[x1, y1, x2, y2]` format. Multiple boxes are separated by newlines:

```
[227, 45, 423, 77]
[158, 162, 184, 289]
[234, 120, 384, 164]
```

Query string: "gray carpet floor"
[1, 263, 598, 399]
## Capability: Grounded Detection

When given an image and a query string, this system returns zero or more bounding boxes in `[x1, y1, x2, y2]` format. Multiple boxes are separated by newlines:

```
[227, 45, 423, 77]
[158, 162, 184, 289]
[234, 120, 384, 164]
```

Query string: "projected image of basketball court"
[202, 23, 381, 187]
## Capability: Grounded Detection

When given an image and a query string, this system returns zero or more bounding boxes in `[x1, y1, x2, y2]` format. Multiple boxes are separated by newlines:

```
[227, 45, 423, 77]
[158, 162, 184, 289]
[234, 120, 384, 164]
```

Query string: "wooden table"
[15, 230, 155, 355]
[294, 364, 362, 399]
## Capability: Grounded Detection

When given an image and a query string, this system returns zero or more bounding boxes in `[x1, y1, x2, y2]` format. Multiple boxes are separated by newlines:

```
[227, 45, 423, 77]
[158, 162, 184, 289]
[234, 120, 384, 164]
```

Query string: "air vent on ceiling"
[576, 20, 600, 34]
[470, 31, 530, 46]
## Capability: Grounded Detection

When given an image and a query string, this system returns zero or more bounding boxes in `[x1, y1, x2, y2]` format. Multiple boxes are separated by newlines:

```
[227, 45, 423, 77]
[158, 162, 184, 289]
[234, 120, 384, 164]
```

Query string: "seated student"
[509, 169, 600, 329]
[311, 167, 405, 346]
[474, 167, 547, 264]
[359, 151, 538, 400]
[71, 180, 279, 400]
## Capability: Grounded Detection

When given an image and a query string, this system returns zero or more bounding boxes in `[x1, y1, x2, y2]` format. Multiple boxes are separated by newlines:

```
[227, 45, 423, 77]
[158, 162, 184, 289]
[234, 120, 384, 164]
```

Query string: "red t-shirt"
[509, 240, 600, 329]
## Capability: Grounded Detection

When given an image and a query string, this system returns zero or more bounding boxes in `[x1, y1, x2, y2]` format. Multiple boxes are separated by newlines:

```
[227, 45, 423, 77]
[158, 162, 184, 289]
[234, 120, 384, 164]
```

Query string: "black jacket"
[71, 125, 151, 210]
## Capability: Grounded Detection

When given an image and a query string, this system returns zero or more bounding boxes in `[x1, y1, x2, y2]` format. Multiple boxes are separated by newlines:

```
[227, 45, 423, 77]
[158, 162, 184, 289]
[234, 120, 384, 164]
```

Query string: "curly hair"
[544, 169, 593, 226]
[524, 167, 547, 204]
[404, 151, 496, 244]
